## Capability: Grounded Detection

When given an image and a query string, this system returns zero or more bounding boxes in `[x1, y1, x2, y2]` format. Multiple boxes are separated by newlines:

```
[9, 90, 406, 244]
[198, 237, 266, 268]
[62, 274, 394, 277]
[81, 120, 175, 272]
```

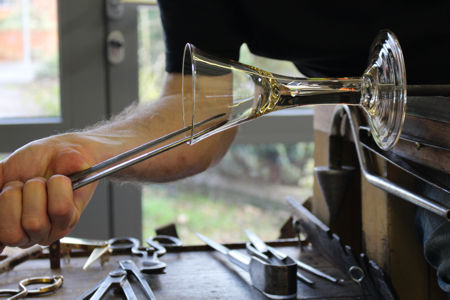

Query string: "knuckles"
[21, 217, 48, 237]
[48, 201, 74, 221]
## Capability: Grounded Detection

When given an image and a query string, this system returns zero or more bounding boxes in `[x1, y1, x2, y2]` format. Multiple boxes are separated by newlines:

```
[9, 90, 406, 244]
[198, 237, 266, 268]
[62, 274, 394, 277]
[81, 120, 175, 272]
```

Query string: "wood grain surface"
[0, 243, 366, 299]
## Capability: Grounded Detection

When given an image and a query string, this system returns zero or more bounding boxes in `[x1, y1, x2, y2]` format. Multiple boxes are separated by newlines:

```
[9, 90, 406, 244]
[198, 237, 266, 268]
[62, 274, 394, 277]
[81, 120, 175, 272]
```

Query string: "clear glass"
[0, 0, 60, 119]
[182, 30, 407, 150]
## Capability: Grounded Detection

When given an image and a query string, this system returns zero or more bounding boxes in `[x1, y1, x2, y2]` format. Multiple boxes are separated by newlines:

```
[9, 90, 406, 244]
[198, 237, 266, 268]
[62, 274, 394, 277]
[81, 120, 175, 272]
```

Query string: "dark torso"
[159, 0, 450, 83]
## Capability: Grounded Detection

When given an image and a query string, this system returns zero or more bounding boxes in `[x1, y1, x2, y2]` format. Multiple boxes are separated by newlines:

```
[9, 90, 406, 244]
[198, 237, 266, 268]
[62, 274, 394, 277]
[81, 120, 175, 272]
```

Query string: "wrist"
[55, 132, 111, 167]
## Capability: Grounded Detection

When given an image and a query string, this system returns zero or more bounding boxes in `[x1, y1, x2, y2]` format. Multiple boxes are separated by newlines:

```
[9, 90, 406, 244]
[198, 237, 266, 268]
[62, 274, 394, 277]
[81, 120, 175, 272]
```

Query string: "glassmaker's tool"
[71, 30, 407, 190]
[142, 235, 182, 273]
[78, 259, 155, 300]
[82, 237, 141, 270]
[195, 232, 297, 299]
[70, 114, 225, 190]
[245, 229, 343, 284]
[244, 241, 315, 286]
[0, 275, 63, 300]
[83, 235, 181, 274]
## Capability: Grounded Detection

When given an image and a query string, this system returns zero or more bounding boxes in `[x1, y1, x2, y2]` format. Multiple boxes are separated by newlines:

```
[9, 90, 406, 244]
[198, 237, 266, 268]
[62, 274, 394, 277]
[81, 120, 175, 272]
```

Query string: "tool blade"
[83, 247, 109, 270]
[196, 233, 251, 272]
[245, 230, 269, 253]
[61, 237, 108, 248]
[245, 230, 287, 261]
[195, 233, 229, 255]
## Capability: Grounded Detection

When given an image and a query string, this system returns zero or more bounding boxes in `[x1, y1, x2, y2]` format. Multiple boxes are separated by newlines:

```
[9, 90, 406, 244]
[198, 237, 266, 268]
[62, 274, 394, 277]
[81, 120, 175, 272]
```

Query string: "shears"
[0, 275, 63, 300]
[78, 260, 154, 300]
[83, 235, 181, 273]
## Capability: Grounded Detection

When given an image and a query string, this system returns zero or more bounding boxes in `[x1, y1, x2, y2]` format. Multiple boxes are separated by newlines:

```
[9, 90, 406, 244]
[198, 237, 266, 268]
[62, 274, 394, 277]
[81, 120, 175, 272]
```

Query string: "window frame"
[0, 0, 121, 240]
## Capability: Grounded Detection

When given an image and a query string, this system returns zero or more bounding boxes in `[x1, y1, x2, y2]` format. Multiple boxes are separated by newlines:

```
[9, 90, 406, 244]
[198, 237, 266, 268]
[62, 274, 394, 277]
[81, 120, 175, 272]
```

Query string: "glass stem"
[277, 77, 363, 108]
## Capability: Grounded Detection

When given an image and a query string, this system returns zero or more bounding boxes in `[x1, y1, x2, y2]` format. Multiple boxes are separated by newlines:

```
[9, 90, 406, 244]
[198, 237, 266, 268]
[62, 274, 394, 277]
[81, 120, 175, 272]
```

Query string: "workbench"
[0, 241, 367, 299]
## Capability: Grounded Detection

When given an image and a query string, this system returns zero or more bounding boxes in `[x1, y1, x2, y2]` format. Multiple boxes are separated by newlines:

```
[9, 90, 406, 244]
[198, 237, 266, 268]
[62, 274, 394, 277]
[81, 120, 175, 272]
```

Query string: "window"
[0, 0, 60, 120]
[0, 0, 115, 239]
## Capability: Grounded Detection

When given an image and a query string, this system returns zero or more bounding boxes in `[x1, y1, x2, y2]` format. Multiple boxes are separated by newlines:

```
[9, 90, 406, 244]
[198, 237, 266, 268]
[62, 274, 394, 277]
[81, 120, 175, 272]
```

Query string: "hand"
[0, 133, 98, 252]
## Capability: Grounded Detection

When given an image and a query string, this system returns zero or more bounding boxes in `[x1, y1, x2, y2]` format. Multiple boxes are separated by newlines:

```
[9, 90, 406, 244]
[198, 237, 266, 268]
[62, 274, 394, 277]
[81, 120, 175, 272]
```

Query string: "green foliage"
[142, 142, 314, 245]
[218, 143, 314, 187]
[142, 185, 290, 244]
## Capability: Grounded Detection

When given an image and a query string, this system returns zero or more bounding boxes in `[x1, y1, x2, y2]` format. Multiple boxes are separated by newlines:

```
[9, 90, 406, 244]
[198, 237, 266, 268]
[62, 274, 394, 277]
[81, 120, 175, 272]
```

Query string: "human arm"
[0, 72, 237, 251]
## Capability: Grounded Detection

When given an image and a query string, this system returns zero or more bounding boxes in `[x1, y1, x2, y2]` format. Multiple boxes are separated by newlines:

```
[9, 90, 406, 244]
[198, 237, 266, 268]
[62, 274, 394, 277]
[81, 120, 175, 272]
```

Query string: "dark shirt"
[158, 0, 450, 83]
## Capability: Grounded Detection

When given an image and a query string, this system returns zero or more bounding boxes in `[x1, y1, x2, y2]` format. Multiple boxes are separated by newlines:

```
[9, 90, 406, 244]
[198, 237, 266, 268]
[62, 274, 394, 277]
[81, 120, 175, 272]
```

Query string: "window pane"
[137, 5, 165, 103]
[0, 0, 60, 119]
[142, 142, 314, 244]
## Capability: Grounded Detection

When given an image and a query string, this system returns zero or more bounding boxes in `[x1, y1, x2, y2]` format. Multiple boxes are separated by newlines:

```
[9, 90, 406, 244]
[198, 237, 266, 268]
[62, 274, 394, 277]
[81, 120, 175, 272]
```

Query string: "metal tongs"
[195, 232, 298, 299]
[70, 114, 225, 190]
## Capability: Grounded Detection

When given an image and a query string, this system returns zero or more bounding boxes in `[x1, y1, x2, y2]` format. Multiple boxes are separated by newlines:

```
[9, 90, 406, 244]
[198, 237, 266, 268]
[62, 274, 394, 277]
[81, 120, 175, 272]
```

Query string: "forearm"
[71, 73, 236, 183]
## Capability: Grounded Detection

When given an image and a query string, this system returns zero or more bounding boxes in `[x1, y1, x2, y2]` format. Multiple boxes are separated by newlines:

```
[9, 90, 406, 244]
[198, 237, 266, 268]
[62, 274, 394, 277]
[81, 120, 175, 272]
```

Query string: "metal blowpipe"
[69, 114, 225, 190]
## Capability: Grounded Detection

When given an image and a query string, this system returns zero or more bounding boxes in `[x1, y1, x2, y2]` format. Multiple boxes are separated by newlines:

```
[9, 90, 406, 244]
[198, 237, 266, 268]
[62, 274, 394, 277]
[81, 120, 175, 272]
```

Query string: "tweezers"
[70, 114, 225, 190]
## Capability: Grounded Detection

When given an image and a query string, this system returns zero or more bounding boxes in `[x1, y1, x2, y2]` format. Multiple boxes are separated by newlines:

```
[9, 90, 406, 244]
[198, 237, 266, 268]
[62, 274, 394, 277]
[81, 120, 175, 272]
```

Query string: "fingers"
[0, 181, 29, 247]
[22, 178, 51, 244]
[0, 175, 79, 250]
[47, 175, 77, 243]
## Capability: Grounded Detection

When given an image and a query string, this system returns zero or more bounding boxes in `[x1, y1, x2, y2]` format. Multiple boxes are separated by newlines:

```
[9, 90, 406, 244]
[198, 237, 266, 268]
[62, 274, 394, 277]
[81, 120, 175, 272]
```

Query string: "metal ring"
[20, 275, 64, 295]
[348, 265, 365, 284]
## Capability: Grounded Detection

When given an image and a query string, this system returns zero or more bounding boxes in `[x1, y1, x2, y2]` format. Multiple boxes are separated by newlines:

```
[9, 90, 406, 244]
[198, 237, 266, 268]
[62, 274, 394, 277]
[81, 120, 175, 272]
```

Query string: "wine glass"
[181, 30, 406, 150]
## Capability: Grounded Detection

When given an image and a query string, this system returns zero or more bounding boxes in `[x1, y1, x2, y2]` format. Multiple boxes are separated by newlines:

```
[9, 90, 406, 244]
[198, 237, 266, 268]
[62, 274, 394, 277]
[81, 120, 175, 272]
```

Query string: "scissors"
[0, 275, 63, 300]
[78, 260, 155, 300]
[84, 235, 182, 273]
[83, 237, 141, 270]
[139, 235, 182, 273]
